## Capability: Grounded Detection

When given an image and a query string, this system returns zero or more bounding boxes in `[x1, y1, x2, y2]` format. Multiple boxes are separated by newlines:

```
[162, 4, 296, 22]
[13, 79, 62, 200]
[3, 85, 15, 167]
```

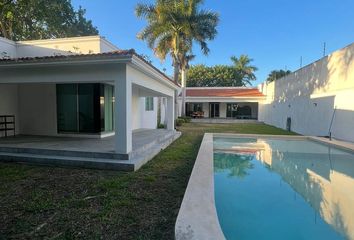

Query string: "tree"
[135, 0, 219, 116]
[187, 55, 258, 87]
[187, 64, 242, 87]
[266, 69, 291, 83]
[0, 0, 98, 41]
[231, 54, 258, 86]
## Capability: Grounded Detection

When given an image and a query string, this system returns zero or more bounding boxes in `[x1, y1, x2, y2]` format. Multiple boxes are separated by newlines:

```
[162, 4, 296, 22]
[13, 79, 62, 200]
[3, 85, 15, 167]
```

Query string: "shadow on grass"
[0, 123, 294, 239]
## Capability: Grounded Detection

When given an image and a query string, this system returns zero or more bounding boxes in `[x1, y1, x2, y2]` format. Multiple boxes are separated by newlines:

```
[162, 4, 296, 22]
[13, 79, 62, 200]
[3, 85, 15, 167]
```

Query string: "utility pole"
[323, 42, 326, 57]
[300, 56, 303, 68]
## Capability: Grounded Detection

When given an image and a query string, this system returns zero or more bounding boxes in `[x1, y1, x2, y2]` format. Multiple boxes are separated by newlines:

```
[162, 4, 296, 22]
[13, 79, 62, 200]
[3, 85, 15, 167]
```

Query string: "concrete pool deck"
[175, 133, 354, 240]
[0, 129, 181, 171]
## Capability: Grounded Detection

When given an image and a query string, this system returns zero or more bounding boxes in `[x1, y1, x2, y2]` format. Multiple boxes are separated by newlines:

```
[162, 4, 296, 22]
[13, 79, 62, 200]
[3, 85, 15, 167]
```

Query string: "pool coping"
[175, 133, 354, 240]
[175, 133, 225, 240]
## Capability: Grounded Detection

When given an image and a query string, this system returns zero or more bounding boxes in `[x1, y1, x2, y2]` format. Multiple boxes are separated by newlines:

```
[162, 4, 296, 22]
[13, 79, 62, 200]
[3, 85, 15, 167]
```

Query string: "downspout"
[328, 106, 337, 141]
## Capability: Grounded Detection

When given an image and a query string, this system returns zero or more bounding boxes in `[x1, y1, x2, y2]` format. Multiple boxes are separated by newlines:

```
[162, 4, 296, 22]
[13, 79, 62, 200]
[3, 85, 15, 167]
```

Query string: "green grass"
[0, 123, 295, 239]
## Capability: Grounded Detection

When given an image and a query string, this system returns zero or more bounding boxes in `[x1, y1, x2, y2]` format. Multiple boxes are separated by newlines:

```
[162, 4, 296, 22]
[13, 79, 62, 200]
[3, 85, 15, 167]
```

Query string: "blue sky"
[72, 0, 354, 85]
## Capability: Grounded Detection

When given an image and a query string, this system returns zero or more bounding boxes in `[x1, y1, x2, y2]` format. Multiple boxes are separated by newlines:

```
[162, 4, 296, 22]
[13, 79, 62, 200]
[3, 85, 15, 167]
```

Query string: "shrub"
[175, 119, 184, 126]
[157, 123, 165, 129]
[179, 116, 192, 123]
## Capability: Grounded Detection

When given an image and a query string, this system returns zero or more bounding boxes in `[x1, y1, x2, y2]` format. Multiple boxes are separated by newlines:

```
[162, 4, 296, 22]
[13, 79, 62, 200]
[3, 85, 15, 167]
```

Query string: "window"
[145, 97, 154, 111]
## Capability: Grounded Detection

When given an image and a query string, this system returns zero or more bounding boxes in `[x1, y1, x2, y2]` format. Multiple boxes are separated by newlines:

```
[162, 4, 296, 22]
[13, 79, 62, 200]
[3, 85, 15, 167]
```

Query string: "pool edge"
[175, 133, 226, 240]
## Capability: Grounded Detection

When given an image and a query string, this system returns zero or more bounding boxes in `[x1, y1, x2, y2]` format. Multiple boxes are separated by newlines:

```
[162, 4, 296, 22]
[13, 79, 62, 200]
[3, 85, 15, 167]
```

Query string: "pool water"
[214, 137, 354, 240]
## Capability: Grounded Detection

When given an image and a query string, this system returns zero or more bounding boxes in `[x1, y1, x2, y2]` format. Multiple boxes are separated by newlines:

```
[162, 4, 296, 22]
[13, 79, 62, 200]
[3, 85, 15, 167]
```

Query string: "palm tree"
[231, 55, 258, 86]
[266, 69, 291, 83]
[135, 0, 219, 116]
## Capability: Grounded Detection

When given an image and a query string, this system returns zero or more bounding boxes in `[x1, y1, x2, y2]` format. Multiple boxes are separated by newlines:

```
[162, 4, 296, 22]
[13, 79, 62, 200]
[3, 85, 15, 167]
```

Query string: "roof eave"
[0, 55, 132, 68]
[131, 55, 180, 89]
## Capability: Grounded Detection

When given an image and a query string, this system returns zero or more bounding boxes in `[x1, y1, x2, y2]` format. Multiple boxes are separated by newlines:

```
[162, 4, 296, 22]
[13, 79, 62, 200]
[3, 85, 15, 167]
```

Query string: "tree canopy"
[266, 69, 292, 83]
[135, 0, 219, 82]
[187, 55, 258, 87]
[0, 0, 98, 41]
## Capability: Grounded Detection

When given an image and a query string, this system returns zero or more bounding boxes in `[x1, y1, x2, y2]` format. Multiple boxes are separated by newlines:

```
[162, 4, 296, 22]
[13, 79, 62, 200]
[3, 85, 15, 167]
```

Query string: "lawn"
[0, 123, 295, 240]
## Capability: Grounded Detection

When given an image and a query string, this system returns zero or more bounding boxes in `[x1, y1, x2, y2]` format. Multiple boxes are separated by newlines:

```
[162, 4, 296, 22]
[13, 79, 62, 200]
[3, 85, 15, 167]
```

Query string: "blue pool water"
[213, 137, 354, 240]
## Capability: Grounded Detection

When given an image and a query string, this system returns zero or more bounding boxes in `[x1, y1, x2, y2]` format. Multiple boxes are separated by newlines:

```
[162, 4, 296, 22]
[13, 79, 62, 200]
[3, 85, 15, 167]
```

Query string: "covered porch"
[185, 102, 259, 119]
[0, 51, 180, 170]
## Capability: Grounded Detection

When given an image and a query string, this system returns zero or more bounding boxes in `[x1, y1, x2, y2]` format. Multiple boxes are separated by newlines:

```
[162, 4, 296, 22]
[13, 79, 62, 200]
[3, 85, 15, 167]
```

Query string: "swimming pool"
[214, 137, 354, 240]
[175, 134, 354, 240]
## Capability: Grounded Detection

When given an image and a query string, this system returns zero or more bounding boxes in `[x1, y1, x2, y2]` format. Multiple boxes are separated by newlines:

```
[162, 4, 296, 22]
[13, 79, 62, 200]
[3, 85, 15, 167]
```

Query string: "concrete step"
[132, 131, 182, 170]
[0, 152, 134, 171]
[0, 146, 129, 160]
[0, 131, 182, 171]
[130, 130, 177, 159]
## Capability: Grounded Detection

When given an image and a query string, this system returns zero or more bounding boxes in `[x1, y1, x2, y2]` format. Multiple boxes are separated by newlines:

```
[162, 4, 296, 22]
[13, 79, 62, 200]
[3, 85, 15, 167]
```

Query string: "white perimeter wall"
[259, 42, 354, 142]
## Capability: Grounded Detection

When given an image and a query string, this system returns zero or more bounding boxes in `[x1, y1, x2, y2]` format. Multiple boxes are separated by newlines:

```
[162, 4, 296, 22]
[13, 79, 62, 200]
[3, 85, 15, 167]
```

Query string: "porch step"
[0, 131, 182, 171]
[132, 131, 181, 170]
[0, 152, 134, 171]
[0, 146, 129, 160]
[130, 130, 177, 159]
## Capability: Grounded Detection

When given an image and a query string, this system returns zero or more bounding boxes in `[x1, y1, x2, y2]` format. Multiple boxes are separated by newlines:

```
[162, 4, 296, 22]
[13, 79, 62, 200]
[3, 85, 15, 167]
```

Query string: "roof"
[0, 50, 178, 87]
[183, 87, 265, 98]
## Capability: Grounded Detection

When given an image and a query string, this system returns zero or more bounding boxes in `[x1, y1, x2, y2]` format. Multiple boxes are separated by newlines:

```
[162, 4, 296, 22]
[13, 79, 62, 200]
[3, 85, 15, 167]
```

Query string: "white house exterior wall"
[127, 64, 175, 98]
[139, 97, 158, 129]
[0, 82, 159, 137]
[131, 86, 158, 130]
[1, 36, 119, 59]
[18, 84, 57, 136]
[181, 99, 260, 118]
[0, 37, 17, 58]
[259, 42, 354, 142]
[0, 84, 19, 136]
[99, 38, 119, 52]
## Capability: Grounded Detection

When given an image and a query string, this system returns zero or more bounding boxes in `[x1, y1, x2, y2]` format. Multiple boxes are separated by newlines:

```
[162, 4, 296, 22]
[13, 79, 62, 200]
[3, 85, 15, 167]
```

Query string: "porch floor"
[0, 129, 181, 171]
[0, 129, 169, 153]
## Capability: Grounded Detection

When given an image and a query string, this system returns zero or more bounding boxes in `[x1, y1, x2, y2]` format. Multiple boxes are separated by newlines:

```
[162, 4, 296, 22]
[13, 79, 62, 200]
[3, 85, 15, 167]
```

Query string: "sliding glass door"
[209, 103, 220, 118]
[78, 84, 100, 133]
[57, 83, 114, 134]
[57, 84, 78, 132]
[102, 84, 114, 132]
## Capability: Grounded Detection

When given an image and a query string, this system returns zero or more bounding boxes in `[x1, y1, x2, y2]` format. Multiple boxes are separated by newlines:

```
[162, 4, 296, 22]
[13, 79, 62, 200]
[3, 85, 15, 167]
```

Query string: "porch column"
[114, 69, 132, 154]
[166, 96, 175, 130]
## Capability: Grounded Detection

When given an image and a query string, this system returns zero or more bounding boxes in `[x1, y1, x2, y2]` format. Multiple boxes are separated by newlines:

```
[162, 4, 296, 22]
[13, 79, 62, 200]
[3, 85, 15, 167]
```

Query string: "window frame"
[145, 97, 154, 111]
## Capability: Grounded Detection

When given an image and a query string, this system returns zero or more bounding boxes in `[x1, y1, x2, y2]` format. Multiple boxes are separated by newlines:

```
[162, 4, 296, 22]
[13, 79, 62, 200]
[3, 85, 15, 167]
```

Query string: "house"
[178, 87, 266, 120]
[0, 36, 180, 171]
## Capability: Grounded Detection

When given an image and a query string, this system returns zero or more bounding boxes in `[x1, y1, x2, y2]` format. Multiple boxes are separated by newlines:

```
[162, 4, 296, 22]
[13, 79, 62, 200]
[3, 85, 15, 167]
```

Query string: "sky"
[72, 0, 354, 85]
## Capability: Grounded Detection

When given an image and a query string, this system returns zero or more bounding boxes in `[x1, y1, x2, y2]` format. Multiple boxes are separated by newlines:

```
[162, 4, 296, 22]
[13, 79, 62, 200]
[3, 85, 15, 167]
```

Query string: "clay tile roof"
[0, 49, 135, 63]
[185, 88, 265, 97]
[0, 50, 179, 87]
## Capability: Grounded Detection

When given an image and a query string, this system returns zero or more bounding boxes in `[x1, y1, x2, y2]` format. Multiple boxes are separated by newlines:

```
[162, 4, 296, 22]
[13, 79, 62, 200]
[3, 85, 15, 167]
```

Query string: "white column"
[166, 96, 175, 130]
[114, 67, 132, 154]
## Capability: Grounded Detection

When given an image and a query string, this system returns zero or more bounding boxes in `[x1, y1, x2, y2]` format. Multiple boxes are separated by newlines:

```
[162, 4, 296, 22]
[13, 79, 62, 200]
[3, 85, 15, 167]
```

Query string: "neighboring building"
[0, 36, 179, 158]
[259, 42, 354, 142]
[178, 87, 266, 119]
